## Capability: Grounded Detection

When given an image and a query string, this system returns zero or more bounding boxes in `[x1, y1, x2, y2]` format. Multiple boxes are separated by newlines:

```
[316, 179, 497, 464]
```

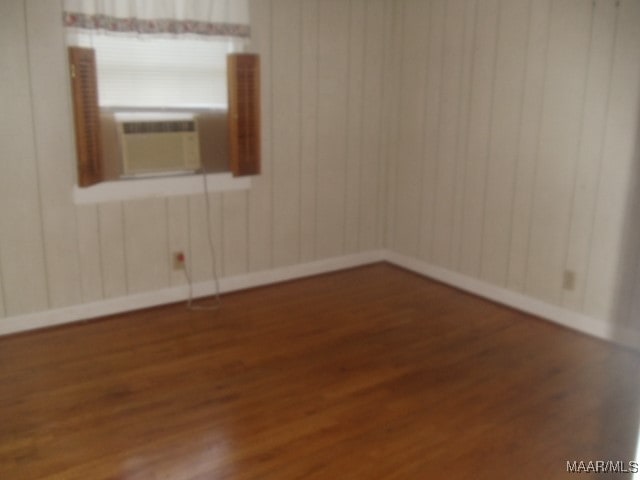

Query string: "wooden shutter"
[68, 47, 103, 187]
[227, 54, 261, 176]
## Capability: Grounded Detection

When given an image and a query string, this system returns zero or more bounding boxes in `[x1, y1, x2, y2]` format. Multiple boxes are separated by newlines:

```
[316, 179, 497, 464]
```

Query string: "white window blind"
[74, 33, 239, 109]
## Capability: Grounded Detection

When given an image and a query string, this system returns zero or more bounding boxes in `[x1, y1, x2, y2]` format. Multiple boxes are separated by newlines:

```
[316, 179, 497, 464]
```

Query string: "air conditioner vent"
[122, 120, 196, 135]
[118, 118, 201, 176]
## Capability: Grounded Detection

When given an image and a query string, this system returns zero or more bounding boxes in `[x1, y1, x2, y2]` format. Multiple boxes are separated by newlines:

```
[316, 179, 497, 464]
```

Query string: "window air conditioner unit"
[118, 116, 201, 176]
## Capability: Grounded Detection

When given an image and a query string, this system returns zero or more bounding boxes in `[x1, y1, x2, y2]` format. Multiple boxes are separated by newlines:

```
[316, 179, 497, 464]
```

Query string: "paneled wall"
[388, 0, 640, 329]
[0, 0, 388, 320]
[1, 0, 639, 339]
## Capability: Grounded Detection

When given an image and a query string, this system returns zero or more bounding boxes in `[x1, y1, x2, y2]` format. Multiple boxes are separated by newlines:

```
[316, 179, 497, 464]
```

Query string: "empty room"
[1, 0, 640, 478]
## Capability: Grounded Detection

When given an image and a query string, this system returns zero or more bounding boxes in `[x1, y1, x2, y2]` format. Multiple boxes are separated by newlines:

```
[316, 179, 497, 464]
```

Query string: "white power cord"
[181, 166, 222, 311]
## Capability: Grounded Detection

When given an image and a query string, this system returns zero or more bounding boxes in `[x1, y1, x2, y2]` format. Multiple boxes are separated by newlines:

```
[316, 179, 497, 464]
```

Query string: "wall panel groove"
[504, 0, 534, 287]
[247, 0, 274, 272]
[0, 0, 49, 317]
[476, 0, 503, 281]
[480, 0, 529, 286]
[450, 0, 479, 270]
[313, 0, 321, 261]
[562, 0, 618, 311]
[375, 1, 391, 250]
[456, 0, 499, 276]
[268, 0, 276, 270]
[360, 0, 385, 252]
[297, 1, 305, 266]
[578, 5, 619, 314]
[299, 0, 319, 263]
[342, 0, 353, 255]
[24, 4, 52, 312]
[271, 0, 301, 268]
[355, 0, 367, 253]
[418, 0, 445, 262]
[76, 204, 104, 302]
[583, 0, 640, 322]
[557, 0, 596, 306]
[26, 0, 84, 309]
[381, 0, 402, 250]
[344, 0, 366, 255]
[392, 0, 412, 255]
[0, 245, 6, 318]
[507, 0, 552, 292]
[525, 0, 593, 304]
[315, 0, 350, 259]
[123, 198, 169, 295]
[223, 191, 249, 277]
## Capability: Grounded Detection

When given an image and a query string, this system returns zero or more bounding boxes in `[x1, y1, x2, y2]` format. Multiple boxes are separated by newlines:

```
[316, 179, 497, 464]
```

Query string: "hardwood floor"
[1, 263, 639, 479]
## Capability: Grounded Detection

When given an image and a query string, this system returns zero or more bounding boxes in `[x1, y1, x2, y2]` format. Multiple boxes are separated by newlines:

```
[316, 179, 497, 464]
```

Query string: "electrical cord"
[180, 164, 222, 311]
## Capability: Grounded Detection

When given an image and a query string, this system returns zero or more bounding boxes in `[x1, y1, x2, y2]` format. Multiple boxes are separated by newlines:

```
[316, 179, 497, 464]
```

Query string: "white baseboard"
[1, 248, 638, 351]
[0, 250, 385, 337]
[385, 251, 640, 351]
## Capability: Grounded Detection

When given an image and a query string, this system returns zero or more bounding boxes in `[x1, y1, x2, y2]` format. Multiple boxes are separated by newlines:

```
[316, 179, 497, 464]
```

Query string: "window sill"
[73, 172, 251, 205]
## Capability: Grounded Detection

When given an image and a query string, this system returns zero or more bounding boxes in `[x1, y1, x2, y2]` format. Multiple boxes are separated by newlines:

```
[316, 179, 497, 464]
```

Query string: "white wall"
[388, 0, 640, 334]
[0, 0, 388, 322]
[1, 0, 639, 344]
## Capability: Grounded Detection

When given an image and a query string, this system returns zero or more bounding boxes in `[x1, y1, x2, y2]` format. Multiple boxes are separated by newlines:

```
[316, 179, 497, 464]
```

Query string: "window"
[64, 0, 259, 188]
[74, 33, 234, 109]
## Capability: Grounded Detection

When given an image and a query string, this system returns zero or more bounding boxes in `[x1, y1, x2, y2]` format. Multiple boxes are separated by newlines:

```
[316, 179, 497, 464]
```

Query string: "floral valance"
[63, 0, 250, 38]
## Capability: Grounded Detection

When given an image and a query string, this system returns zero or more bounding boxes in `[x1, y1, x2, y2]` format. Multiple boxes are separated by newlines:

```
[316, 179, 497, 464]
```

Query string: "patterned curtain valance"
[63, 0, 250, 38]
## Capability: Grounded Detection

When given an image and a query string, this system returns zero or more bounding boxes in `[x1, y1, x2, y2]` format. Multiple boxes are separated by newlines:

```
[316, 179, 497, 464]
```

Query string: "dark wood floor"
[1, 263, 639, 479]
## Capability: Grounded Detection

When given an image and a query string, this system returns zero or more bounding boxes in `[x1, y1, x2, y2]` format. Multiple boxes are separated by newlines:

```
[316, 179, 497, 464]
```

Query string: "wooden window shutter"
[68, 47, 103, 187]
[227, 54, 261, 176]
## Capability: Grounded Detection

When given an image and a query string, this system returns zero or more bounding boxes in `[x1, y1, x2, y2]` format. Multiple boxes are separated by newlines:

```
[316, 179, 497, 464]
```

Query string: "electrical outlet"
[173, 251, 185, 270]
[563, 270, 576, 291]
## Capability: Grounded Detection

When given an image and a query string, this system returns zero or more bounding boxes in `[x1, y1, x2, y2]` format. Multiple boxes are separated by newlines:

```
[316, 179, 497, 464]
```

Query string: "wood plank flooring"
[1, 263, 639, 479]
